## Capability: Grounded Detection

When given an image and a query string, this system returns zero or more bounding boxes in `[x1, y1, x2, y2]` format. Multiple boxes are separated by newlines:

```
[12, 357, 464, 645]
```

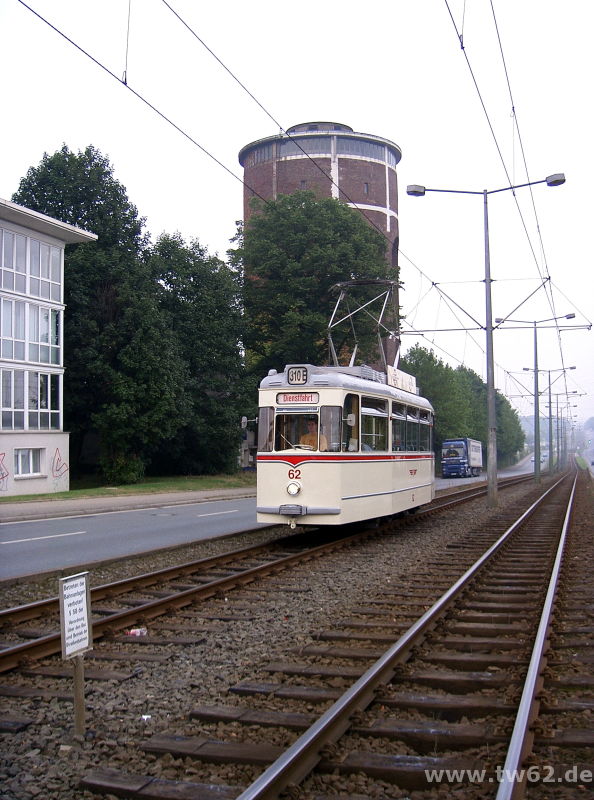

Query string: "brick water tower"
[238, 121, 402, 267]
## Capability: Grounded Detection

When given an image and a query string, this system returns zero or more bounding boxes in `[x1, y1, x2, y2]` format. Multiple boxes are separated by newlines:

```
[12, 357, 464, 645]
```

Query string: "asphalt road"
[0, 496, 264, 581]
[0, 457, 539, 583]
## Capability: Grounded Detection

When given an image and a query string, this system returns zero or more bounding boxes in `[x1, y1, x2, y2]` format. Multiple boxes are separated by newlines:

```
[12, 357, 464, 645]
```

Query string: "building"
[238, 121, 402, 266]
[0, 199, 97, 497]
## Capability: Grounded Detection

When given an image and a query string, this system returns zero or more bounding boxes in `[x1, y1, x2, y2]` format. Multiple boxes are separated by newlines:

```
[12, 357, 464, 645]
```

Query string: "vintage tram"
[256, 362, 435, 528]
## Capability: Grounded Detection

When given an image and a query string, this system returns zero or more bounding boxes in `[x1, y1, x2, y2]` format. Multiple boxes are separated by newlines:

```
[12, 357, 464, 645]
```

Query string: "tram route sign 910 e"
[59, 572, 92, 659]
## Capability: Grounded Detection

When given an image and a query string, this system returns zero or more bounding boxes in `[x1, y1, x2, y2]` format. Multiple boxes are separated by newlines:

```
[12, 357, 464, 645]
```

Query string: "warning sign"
[59, 572, 92, 659]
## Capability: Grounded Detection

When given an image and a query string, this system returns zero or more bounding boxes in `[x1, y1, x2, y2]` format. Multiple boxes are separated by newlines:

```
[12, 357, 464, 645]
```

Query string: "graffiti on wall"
[52, 448, 69, 480]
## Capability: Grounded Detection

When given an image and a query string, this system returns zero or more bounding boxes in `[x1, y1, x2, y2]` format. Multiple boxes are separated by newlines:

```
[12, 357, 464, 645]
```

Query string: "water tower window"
[364, 182, 369, 194]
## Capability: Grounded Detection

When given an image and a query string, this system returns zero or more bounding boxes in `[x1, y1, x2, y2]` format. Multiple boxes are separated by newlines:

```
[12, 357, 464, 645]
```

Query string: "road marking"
[1, 530, 86, 545]
[197, 510, 239, 518]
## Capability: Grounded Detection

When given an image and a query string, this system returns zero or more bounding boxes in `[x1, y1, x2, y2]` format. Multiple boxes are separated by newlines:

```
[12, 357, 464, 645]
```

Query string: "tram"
[256, 362, 435, 528]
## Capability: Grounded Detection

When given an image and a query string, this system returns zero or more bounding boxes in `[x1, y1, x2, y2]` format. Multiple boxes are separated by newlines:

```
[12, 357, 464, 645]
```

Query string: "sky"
[2, 0, 592, 429]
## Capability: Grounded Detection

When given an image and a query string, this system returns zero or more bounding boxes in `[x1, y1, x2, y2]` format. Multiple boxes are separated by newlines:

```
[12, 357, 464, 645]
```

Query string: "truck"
[441, 438, 483, 478]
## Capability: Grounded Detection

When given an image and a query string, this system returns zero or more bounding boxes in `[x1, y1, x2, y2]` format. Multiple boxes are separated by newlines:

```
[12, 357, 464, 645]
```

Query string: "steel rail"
[0, 523, 385, 672]
[495, 472, 577, 800]
[0, 539, 286, 624]
[1, 474, 531, 626]
[235, 473, 570, 800]
[0, 472, 539, 673]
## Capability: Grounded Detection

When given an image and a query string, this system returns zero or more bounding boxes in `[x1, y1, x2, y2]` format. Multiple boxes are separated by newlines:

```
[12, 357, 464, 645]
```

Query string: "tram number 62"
[288, 469, 301, 480]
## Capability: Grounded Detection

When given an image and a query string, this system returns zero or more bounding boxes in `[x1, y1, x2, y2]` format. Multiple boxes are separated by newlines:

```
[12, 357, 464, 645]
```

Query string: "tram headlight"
[286, 481, 301, 496]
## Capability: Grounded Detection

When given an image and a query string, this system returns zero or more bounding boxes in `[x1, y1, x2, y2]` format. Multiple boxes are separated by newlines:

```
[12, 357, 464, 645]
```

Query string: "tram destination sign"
[277, 392, 319, 404]
[287, 366, 308, 385]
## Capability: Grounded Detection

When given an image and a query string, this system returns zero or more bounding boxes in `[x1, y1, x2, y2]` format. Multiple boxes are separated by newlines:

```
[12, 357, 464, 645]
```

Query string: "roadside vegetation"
[0, 471, 256, 504]
[11, 147, 525, 486]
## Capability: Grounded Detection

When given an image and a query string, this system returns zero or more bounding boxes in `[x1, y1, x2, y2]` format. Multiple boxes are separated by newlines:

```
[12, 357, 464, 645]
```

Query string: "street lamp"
[494, 313, 575, 482]
[406, 174, 566, 508]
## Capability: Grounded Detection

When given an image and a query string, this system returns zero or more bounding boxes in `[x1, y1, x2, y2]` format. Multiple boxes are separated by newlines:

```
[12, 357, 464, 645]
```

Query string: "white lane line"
[196, 510, 239, 518]
[1, 530, 86, 545]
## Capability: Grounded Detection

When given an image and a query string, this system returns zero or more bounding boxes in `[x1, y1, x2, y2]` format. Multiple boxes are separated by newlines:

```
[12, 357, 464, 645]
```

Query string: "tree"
[12, 145, 188, 481]
[399, 346, 466, 449]
[230, 191, 395, 376]
[400, 345, 524, 464]
[147, 233, 245, 474]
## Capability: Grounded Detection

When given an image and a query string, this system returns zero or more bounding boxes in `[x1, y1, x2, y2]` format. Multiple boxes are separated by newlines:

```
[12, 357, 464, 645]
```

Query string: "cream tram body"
[256, 364, 435, 527]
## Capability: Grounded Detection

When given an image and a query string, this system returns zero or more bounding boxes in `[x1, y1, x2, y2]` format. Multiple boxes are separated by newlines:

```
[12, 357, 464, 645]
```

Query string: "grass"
[0, 471, 257, 504]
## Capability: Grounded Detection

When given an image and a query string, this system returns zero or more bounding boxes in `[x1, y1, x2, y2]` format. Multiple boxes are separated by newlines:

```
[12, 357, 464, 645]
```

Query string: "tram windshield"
[257, 407, 342, 452]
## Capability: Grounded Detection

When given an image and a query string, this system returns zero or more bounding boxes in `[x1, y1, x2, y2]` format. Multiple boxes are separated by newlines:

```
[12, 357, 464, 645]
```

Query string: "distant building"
[238, 121, 402, 266]
[0, 199, 97, 496]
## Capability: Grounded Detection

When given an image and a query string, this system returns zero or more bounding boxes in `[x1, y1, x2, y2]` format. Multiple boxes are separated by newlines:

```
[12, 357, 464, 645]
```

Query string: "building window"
[279, 137, 331, 157]
[28, 305, 60, 365]
[29, 239, 62, 301]
[27, 371, 60, 430]
[1, 229, 27, 293]
[1, 369, 25, 429]
[0, 227, 62, 301]
[337, 137, 385, 162]
[1, 297, 26, 360]
[300, 180, 307, 189]
[14, 447, 43, 476]
[364, 182, 369, 195]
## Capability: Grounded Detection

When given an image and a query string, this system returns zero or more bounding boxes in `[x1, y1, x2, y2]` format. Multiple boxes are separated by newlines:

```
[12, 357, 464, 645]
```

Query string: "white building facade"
[0, 199, 96, 497]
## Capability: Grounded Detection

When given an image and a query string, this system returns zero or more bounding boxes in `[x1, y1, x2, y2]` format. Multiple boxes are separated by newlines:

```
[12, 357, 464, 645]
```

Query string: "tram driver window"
[274, 413, 328, 451]
[342, 393, 359, 451]
[320, 406, 341, 452]
[257, 407, 274, 452]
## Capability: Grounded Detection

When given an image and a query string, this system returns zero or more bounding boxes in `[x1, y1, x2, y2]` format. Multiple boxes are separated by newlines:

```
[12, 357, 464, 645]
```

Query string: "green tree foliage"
[399, 345, 465, 447]
[400, 345, 525, 464]
[12, 145, 188, 482]
[147, 233, 245, 474]
[231, 191, 394, 375]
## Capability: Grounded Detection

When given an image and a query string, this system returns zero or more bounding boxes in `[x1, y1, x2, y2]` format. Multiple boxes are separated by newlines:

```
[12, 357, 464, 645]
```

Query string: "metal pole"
[533, 323, 540, 483]
[555, 395, 561, 472]
[484, 190, 498, 508]
[548, 372, 553, 474]
[73, 654, 85, 740]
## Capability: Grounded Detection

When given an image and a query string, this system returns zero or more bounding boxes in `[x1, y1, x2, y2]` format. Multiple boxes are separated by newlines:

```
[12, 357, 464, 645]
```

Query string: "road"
[0, 457, 539, 583]
[0, 497, 265, 581]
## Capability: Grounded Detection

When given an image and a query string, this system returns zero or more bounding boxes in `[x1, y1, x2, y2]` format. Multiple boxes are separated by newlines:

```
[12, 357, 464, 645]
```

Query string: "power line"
[16, 0, 273, 211]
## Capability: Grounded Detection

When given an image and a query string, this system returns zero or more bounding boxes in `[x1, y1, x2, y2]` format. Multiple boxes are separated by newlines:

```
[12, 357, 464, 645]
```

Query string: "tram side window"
[406, 407, 420, 451]
[320, 406, 341, 452]
[258, 407, 274, 452]
[419, 409, 432, 451]
[391, 402, 406, 451]
[342, 393, 359, 451]
[361, 396, 388, 451]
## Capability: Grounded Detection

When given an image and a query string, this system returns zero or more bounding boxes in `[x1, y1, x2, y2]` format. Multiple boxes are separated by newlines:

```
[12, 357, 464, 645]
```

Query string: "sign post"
[59, 572, 92, 739]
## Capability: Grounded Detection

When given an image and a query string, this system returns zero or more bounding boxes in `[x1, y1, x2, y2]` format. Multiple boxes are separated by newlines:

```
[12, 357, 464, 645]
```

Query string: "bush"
[100, 453, 146, 484]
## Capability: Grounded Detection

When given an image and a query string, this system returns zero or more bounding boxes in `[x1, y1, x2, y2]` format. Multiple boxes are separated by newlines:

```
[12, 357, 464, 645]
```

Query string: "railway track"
[69, 469, 593, 799]
[0, 475, 530, 673]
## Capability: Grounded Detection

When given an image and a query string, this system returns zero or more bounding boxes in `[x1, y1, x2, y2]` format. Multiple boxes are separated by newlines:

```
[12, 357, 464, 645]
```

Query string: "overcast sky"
[2, 0, 592, 429]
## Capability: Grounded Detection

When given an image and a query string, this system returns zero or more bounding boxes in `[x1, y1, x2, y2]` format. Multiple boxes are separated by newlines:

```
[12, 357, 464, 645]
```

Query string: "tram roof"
[260, 364, 434, 412]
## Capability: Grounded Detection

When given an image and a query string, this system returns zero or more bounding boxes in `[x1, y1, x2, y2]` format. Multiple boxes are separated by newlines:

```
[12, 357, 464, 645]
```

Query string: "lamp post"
[494, 313, 576, 481]
[407, 174, 565, 508]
